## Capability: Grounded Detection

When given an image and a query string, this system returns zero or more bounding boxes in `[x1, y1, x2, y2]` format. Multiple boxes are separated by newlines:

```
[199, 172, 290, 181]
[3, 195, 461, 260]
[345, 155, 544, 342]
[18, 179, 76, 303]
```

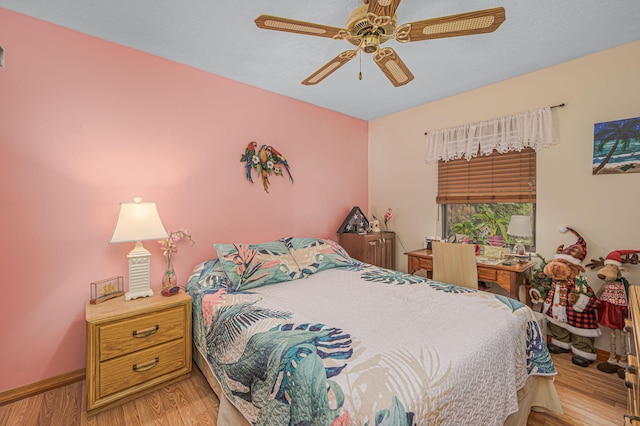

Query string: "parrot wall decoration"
[240, 142, 294, 193]
[241, 141, 257, 183]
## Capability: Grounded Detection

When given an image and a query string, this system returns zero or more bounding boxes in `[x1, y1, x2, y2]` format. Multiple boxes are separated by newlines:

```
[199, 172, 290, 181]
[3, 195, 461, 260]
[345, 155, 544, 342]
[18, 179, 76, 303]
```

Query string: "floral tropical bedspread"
[187, 261, 555, 426]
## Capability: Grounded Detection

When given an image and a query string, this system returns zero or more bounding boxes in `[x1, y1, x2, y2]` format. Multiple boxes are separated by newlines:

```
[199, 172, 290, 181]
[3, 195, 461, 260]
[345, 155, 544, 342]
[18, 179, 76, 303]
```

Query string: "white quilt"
[189, 263, 555, 425]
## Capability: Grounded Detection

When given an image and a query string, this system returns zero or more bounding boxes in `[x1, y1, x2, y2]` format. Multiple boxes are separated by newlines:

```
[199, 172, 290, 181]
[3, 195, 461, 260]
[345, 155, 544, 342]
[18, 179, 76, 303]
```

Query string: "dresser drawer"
[98, 338, 187, 398]
[99, 305, 186, 361]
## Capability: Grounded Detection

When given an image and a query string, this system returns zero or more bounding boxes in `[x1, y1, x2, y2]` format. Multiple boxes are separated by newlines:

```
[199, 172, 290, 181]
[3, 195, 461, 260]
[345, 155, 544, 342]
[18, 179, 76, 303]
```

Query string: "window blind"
[436, 148, 536, 204]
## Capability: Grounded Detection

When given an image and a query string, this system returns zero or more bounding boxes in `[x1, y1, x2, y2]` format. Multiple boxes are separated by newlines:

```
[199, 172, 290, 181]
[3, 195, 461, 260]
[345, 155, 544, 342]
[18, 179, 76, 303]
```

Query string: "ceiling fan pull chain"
[359, 49, 363, 80]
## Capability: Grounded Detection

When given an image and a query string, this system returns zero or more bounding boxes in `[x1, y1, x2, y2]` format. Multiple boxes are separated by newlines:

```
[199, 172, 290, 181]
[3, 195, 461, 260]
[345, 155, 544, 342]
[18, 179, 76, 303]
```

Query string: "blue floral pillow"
[281, 237, 353, 277]
[214, 240, 301, 292]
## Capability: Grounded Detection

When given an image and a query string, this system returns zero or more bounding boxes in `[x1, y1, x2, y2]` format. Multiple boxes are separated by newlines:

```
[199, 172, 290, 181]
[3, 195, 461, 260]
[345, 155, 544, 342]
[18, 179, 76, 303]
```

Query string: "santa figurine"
[530, 227, 601, 367]
[596, 250, 640, 375]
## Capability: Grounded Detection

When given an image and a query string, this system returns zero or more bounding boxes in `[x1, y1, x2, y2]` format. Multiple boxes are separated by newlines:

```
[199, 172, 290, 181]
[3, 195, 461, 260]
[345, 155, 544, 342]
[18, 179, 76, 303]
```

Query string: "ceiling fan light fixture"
[362, 34, 379, 53]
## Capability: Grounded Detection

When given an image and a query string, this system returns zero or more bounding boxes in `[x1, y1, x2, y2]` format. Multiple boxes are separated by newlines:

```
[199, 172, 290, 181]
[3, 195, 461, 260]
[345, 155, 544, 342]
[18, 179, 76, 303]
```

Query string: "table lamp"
[109, 197, 168, 300]
[507, 215, 532, 256]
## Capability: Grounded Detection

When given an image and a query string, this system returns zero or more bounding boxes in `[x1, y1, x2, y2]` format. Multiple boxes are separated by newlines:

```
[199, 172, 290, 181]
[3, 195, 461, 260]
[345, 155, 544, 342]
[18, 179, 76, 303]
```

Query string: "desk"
[405, 248, 534, 302]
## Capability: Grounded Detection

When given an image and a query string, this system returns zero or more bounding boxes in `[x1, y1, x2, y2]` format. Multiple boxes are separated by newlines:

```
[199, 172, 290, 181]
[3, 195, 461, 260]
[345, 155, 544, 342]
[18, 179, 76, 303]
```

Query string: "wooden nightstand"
[85, 289, 192, 416]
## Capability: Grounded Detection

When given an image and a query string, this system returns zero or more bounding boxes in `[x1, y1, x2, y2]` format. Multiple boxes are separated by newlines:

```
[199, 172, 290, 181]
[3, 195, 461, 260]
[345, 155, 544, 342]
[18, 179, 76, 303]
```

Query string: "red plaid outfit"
[598, 278, 629, 331]
[543, 279, 601, 337]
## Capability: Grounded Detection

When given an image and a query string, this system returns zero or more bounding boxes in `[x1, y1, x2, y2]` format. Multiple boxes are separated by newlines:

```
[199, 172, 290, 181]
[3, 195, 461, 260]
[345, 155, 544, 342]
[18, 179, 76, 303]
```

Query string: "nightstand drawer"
[99, 338, 187, 398]
[99, 306, 186, 361]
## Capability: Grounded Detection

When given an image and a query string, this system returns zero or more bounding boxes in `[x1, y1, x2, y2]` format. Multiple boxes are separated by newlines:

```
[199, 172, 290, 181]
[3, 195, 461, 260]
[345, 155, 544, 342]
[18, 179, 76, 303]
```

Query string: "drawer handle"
[132, 325, 159, 338]
[629, 364, 638, 375]
[624, 379, 634, 389]
[132, 357, 159, 372]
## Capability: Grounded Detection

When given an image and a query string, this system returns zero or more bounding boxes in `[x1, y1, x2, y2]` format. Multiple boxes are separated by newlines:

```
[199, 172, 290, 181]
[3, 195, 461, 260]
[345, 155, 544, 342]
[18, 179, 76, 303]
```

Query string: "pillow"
[187, 258, 231, 293]
[282, 237, 352, 276]
[214, 240, 300, 292]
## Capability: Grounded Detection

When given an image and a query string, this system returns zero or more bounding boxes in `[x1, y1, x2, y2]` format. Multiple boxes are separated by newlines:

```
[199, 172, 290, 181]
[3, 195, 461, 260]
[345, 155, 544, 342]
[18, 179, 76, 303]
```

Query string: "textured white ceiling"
[2, 0, 639, 120]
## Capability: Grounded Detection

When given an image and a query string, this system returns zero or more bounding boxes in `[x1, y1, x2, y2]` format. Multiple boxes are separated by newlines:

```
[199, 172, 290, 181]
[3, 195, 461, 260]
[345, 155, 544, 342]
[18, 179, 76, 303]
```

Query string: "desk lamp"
[109, 197, 168, 300]
[507, 215, 532, 256]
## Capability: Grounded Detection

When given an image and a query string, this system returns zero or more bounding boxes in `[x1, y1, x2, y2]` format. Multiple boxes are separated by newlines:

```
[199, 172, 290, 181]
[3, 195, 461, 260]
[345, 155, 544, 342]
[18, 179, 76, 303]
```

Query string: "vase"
[488, 235, 504, 247]
[162, 256, 178, 288]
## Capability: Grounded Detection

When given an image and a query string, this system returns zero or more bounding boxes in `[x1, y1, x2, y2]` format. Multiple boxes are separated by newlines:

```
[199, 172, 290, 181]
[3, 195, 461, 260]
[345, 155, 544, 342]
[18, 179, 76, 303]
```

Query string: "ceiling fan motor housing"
[345, 5, 396, 49]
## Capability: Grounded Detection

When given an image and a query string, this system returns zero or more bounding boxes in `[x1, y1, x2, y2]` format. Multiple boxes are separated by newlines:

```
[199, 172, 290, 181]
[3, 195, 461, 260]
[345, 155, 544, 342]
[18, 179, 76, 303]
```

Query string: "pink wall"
[0, 8, 368, 392]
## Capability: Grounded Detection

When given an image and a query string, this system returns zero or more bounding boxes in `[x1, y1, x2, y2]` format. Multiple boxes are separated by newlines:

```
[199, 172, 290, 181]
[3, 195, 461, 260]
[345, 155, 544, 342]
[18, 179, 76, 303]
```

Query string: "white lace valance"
[424, 106, 556, 163]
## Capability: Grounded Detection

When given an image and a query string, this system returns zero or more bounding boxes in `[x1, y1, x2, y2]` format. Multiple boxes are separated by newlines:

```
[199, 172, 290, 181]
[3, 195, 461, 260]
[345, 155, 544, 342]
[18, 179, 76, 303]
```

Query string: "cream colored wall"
[369, 40, 640, 351]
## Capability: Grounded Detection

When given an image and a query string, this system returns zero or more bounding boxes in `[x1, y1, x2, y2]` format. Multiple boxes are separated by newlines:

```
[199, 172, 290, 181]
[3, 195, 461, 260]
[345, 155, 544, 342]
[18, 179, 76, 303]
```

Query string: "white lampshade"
[507, 215, 532, 256]
[507, 215, 532, 238]
[109, 197, 168, 301]
[109, 197, 168, 243]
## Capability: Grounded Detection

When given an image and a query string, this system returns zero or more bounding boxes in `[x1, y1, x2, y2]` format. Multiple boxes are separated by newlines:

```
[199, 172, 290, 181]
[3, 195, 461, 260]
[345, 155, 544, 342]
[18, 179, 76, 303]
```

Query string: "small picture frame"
[483, 245, 504, 260]
[90, 276, 124, 304]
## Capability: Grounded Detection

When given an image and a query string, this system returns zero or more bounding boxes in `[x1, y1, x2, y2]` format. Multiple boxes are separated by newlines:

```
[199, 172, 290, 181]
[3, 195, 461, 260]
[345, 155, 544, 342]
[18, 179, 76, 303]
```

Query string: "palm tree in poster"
[593, 118, 640, 174]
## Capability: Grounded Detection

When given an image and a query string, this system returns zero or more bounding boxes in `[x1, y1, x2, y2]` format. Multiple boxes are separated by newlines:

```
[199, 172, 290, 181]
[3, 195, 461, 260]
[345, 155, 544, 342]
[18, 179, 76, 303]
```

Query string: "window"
[438, 148, 536, 250]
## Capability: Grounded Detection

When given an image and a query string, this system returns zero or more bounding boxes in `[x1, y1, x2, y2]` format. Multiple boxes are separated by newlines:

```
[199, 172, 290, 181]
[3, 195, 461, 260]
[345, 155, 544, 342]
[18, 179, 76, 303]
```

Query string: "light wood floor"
[0, 353, 627, 425]
[0, 366, 219, 426]
[527, 352, 627, 425]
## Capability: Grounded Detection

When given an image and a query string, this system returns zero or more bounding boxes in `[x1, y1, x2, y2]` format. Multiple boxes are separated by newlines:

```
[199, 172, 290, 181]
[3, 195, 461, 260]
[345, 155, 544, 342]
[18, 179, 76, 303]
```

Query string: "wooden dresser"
[339, 231, 395, 270]
[625, 286, 640, 424]
[85, 290, 192, 415]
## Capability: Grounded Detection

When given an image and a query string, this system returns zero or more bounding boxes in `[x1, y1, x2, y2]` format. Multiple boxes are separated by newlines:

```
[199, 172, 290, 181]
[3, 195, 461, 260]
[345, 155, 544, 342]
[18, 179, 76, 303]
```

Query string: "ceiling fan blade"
[373, 47, 414, 87]
[301, 50, 357, 85]
[255, 15, 346, 39]
[367, 0, 402, 20]
[395, 7, 506, 42]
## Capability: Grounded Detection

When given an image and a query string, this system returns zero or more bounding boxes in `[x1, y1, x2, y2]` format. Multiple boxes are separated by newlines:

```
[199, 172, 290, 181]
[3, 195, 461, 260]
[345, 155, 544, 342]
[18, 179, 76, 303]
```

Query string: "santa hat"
[554, 226, 587, 268]
[604, 250, 640, 266]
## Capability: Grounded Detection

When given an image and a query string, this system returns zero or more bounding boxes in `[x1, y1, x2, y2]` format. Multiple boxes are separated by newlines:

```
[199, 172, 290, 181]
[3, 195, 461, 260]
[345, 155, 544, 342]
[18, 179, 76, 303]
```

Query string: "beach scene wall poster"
[593, 116, 640, 175]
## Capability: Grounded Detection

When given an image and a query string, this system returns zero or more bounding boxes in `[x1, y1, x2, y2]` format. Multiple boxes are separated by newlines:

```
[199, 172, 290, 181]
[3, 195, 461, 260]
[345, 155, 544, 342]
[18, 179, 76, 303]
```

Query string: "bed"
[185, 238, 562, 425]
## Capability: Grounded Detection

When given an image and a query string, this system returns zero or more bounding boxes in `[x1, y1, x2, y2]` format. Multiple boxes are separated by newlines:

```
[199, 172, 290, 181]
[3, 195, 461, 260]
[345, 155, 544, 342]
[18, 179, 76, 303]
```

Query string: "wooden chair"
[431, 241, 479, 290]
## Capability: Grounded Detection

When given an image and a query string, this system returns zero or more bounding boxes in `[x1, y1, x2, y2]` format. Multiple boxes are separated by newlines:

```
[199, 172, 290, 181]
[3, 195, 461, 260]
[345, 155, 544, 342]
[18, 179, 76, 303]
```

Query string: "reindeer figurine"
[587, 250, 640, 375]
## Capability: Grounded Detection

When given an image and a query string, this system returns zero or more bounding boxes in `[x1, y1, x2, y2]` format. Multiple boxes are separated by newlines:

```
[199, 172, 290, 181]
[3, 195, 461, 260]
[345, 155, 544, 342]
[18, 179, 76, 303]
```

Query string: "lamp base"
[125, 288, 155, 301]
[125, 241, 154, 301]
[512, 239, 526, 256]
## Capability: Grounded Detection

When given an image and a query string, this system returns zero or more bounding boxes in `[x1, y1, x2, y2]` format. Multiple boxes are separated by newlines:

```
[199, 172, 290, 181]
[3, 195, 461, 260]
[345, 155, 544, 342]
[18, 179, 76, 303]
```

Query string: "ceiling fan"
[255, 0, 505, 87]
